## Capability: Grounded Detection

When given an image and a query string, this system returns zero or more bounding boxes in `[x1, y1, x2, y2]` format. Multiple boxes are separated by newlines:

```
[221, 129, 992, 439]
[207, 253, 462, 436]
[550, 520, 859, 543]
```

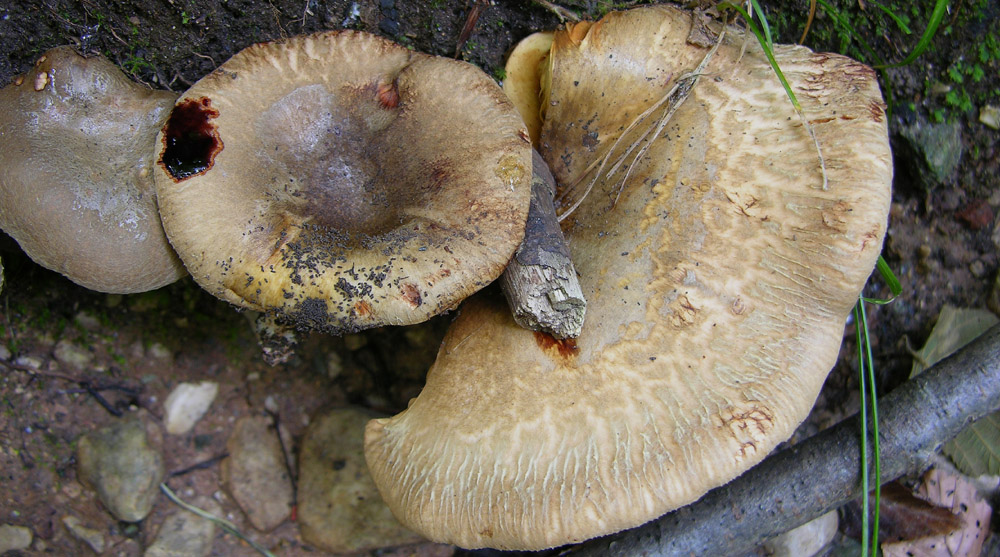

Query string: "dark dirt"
[1, 0, 998, 555]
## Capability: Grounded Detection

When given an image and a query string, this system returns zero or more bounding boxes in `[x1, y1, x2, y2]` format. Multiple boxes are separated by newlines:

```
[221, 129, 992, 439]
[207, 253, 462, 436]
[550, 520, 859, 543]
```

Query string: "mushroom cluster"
[364, 5, 892, 550]
[0, 33, 533, 336]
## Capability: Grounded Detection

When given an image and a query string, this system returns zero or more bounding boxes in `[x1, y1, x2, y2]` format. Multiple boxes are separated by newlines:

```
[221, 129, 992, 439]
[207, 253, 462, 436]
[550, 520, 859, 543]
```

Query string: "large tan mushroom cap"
[0, 47, 185, 293]
[154, 31, 532, 334]
[366, 5, 892, 550]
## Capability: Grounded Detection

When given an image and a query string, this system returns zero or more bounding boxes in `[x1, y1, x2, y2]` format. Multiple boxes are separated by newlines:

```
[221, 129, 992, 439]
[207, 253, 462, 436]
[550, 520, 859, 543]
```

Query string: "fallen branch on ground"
[568, 323, 1000, 556]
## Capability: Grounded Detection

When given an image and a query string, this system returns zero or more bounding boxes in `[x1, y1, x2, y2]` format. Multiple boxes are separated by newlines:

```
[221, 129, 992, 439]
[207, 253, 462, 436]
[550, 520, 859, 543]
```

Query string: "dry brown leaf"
[876, 482, 964, 542]
[881, 467, 991, 557]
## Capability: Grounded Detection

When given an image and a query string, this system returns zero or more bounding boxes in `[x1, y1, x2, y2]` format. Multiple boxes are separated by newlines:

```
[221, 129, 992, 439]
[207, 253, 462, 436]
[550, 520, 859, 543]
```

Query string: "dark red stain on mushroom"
[377, 81, 399, 109]
[400, 282, 422, 308]
[534, 331, 579, 359]
[353, 300, 373, 317]
[159, 96, 223, 181]
[424, 159, 452, 193]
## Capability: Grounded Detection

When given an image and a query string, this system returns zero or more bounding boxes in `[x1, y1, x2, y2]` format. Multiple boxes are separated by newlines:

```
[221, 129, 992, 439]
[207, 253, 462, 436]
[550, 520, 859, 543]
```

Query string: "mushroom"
[0, 47, 185, 293]
[365, 5, 892, 550]
[153, 31, 532, 334]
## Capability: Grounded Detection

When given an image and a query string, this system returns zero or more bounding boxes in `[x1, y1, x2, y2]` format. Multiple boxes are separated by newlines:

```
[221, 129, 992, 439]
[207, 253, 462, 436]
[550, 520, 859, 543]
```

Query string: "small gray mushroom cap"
[0, 47, 185, 293]
[153, 31, 532, 334]
[365, 5, 893, 550]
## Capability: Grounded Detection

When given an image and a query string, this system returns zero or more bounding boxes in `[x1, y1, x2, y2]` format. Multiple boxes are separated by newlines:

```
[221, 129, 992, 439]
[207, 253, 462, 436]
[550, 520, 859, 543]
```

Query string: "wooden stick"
[501, 150, 586, 339]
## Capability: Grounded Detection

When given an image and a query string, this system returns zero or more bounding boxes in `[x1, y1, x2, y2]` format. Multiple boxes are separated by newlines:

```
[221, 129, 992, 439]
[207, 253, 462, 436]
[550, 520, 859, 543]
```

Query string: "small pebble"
[221, 416, 293, 531]
[0, 523, 33, 553]
[163, 381, 219, 435]
[53, 339, 94, 370]
[62, 515, 105, 554]
[76, 418, 164, 522]
[980, 105, 999, 130]
[298, 407, 421, 553]
[14, 355, 42, 370]
[144, 496, 219, 557]
[970, 260, 986, 278]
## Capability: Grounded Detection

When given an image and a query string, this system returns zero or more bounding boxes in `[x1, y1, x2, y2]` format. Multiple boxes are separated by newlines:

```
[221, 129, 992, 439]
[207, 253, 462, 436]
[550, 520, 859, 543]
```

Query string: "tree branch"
[568, 323, 1000, 556]
[501, 150, 586, 339]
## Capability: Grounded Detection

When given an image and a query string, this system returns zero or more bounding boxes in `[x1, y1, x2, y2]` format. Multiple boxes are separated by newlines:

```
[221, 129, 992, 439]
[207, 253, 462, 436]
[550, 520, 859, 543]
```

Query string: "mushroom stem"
[501, 150, 586, 339]
[567, 323, 1000, 556]
[249, 312, 299, 366]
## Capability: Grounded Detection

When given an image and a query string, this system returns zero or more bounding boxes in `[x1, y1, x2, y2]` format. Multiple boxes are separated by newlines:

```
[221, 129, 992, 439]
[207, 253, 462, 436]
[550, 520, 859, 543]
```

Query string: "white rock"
[980, 105, 999, 130]
[762, 509, 838, 557]
[53, 339, 93, 370]
[163, 382, 219, 435]
[13, 355, 41, 369]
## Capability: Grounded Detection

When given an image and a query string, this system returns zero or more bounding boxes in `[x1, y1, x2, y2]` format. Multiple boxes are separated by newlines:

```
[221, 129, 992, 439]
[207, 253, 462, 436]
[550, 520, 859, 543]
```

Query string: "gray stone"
[13, 355, 42, 370]
[76, 418, 165, 522]
[73, 311, 101, 331]
[163, 381, 218, 435]
[220, 416, 293, 531]
[144, 497, 220, 557]
[0, 523, 33, 553]
[62, 515, 105, 554]
[53, 339, 94, 370]
[298, 407, 422, 553]
[893, 114, 963, 190]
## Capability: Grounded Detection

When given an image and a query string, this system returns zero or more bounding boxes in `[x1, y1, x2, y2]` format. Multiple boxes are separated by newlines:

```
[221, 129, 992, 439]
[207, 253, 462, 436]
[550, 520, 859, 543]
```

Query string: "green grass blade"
[159, 483, 277, 557]
[854, 301, 871, 557]
[816, 0, 885, 65]
[869, 1, 913, 35]
[878, 0, 950, 69]
[748, 0, 773, 49]
[862, 255, 902, 305]
[720, 2, 830, 188]
[721, 3, 801, 110]
[858, 299, 881, 556]
[813, 0, 899, 118]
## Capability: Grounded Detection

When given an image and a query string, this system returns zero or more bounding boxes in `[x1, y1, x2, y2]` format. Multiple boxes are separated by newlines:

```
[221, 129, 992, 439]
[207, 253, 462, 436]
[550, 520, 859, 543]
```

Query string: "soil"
[1, 1, 998, 555]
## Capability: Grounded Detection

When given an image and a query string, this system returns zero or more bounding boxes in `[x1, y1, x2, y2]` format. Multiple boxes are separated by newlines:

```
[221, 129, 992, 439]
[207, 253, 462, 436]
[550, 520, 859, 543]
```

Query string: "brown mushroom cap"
[153, 31, 532, 334]
[0, 47, 185, 293]
[365, 5, 892, 550]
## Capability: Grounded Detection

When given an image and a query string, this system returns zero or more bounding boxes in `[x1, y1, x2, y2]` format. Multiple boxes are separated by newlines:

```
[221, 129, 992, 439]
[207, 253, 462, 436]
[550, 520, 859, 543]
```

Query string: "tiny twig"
[265, 409, 298, 497]
[170, 452, 230, 478]
[81, 382, 122, 416]
[0, 360, 141, 417]
[798, 0, 818, 44]
[454, 0, 489, 58]
[556, 28, 725, 221]
[532, 0, 580, 22]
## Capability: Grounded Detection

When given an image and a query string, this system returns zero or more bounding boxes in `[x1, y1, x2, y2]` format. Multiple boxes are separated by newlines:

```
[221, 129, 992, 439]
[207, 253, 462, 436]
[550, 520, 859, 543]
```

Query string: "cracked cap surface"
[365, 5, 892, 550]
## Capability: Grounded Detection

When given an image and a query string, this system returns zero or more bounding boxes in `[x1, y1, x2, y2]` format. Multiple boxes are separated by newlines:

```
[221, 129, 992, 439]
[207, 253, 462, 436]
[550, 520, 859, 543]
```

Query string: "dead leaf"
[881, 467, 991, 557]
